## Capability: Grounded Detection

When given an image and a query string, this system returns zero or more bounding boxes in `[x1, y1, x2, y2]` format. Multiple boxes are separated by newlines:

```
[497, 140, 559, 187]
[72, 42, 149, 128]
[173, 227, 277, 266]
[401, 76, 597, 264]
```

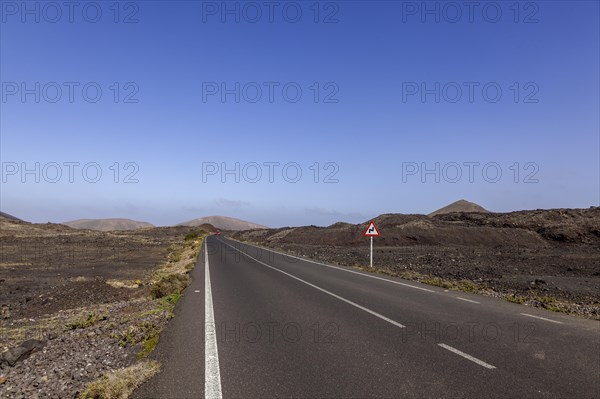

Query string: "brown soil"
[0, 219, 207, 320]
[0, 217, 215, 397]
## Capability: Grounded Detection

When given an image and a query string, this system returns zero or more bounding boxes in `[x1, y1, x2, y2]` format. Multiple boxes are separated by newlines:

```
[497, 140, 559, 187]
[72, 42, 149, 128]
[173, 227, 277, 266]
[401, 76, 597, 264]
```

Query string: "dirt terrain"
[0, 219, 199, 319]
[231, 207, 600, 319]
[0, 216, 215, 397]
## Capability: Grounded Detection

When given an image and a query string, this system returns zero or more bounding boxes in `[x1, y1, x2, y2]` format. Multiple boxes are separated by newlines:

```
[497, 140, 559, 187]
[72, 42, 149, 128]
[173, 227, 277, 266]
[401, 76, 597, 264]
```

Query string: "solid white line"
[520, 313, 564, 324]
[226, 238, 435, 293]
[205, 243, 223, 399]
[456, 297, 480, 304]
[221, 240, 406, 329]
[438, 343, 496, 369]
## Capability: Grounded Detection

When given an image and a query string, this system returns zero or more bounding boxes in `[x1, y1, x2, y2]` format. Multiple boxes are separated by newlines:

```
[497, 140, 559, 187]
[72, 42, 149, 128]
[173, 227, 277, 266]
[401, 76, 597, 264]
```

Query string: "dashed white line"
[456, 297, 480, 304]
[204, 244, 223, 399]
[226, 238, 435, 293]
[221, 239, 503, 372]
[221, 240, 406, 329]
[438, 343, 496, 369]
[520, 313, 564, 324]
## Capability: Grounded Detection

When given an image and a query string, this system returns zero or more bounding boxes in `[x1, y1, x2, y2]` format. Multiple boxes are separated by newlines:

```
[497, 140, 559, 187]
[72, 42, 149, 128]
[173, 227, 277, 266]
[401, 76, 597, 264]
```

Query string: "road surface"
[134, 235, 600, 398]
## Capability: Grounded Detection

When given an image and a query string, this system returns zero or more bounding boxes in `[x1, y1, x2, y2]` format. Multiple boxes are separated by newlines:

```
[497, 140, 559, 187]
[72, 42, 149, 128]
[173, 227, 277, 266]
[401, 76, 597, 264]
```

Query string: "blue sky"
[1, 1, 598, 227]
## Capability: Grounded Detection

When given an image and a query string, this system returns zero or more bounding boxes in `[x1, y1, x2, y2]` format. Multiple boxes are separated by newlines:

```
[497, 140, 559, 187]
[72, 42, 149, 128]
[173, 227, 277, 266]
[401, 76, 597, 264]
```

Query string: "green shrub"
[185, 230, 206, 242]
[421, 276, 454, 289]
[118, 326, 137, 347]
[150, 274, 190, 299]
[505, 295, 526, 304]
[161, 292, 182, 308]
[169, 251, 183, 263]
[66, 312, 107, 330]
[184, 232, 198, 242]
[138, 334, 159, 359]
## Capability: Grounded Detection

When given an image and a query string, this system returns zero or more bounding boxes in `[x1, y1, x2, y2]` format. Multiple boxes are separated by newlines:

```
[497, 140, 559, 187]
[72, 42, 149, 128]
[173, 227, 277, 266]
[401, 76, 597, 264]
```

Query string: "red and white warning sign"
[363, 221, 380, 237]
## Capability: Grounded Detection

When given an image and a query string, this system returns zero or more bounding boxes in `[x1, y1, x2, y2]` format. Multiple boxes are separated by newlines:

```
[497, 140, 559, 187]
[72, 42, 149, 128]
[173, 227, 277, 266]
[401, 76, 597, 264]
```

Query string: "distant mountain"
[0, 211, 21, 221]
[177, 216, 267, 231]
[428, 200, 489, 217]
[63, 218, 155, 231]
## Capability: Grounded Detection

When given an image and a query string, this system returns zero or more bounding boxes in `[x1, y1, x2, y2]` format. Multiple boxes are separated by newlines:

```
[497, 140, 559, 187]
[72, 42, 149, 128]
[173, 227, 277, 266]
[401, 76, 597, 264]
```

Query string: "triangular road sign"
[363, 221, 380, 237]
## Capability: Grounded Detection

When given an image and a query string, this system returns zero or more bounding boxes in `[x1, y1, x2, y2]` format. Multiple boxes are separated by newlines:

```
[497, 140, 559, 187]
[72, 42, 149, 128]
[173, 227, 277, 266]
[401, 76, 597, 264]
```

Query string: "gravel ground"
[0, 217, 207, 398]
[0, 298, 172, 398]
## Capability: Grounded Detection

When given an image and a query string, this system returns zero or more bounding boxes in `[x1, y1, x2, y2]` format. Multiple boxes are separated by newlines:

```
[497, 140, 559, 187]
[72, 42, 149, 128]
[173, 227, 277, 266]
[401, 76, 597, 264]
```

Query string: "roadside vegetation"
[353, 265, 487, 294]
[351, 264, 586, 315]
[0, 215, 213, 397]
[79, 360, 160, 399]
[352, 264, 585, 315]
[78, 230, 206, 398]
[66, 312, 108, 330]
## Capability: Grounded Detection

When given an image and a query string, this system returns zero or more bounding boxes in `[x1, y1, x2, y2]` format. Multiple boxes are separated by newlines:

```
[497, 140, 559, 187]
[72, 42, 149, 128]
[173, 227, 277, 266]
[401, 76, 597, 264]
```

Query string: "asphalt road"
[134, 235, 600, 398]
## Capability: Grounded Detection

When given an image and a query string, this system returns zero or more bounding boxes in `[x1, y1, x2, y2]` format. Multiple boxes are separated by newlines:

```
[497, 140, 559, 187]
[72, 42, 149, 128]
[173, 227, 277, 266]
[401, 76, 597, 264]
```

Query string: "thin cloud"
[216, 198, 250, 208]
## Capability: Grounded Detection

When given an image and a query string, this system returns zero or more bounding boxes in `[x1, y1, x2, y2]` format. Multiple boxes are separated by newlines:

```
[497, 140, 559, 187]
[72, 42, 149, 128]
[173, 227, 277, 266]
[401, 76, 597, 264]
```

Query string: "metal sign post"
[370, 236, 373, 268]
[363, 221, 380, 268]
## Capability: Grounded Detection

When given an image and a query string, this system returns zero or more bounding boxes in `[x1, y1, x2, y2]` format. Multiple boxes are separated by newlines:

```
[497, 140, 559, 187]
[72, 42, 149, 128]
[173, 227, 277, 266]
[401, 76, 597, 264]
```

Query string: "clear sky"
[1, 0, 598, 227]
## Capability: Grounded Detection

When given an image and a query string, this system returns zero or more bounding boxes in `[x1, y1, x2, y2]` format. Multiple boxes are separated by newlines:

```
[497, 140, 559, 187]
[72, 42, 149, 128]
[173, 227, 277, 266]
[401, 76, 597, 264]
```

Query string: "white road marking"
[194, 290, 201, 293]
[520, 313, 564, 324]
[205, 244, 223, 399]
[456, 297, 480, 304]
[226, 238, 435, 293]
[438, 343, 496, 369]
[222, 240, 406, 329]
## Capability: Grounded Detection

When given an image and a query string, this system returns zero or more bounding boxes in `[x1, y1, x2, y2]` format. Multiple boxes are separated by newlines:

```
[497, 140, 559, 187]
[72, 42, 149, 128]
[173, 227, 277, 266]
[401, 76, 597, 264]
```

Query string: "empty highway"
[134, 235, 600, 398]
